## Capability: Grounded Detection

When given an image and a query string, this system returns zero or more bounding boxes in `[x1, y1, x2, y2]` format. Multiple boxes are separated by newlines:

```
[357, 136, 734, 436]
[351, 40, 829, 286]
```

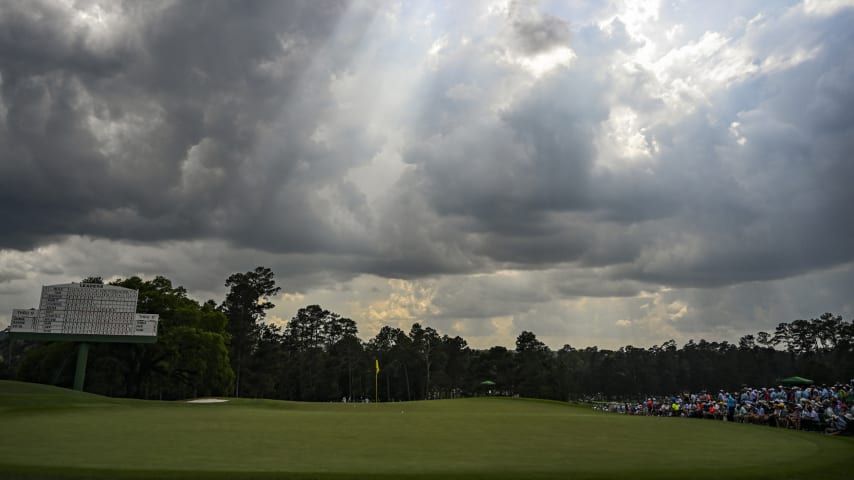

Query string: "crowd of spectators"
[595, 381, 854, 435]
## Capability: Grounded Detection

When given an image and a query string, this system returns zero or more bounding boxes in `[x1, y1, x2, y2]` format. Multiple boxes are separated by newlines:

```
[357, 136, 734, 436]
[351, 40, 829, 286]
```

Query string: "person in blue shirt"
[726, 394, 736, 422]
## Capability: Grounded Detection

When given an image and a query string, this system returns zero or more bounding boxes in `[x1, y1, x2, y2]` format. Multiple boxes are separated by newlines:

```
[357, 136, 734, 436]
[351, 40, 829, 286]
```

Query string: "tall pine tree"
[220, 267, 281, 397]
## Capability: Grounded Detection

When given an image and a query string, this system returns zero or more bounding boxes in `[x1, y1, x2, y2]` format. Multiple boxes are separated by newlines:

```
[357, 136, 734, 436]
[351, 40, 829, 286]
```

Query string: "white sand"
[186, 398, 229, 403]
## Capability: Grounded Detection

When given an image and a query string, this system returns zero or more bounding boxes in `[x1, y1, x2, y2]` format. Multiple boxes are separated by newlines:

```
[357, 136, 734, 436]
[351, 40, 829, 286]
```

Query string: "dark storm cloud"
[387, 52, 610, 272]
[0, 0, 378, 254]
[384, 3, 854, 291]
[428, 267, 649, 323]
[0, 1, 131, 77]
[619, 13, 854, 287]
[507, 1, 571, 54]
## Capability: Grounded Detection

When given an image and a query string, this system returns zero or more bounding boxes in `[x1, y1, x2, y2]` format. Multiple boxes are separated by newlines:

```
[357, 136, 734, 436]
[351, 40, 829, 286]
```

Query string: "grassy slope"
[0, 381, 852, 479]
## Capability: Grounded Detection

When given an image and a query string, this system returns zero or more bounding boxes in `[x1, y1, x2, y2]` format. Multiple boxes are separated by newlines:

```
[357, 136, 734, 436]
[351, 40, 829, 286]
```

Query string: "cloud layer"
[2, 0, 853, 348]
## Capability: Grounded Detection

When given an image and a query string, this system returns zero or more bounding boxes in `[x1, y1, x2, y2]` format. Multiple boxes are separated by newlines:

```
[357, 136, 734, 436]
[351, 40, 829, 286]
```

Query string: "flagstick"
[375, 359, 380, 403]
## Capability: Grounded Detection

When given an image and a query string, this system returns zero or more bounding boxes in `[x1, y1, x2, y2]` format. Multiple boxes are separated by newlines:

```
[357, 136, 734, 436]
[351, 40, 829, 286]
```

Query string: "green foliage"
[105, 276, 233, 399]
[260, 310, 853, 402]
[16, 342, 76, 387]
[514, 331, 554, 398]
[220, 266, 282, 397]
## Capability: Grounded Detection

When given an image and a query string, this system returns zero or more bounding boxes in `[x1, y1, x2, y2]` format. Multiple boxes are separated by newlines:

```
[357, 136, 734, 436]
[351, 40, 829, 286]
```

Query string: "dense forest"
[3, 267, 853, 401]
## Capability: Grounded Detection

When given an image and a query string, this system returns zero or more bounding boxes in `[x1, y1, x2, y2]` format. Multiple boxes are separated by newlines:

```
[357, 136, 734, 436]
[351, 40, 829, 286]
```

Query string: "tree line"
[3, 267, 852, 401]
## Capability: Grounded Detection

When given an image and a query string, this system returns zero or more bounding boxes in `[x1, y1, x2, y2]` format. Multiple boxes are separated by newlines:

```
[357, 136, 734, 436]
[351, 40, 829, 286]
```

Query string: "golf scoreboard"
[9, 283, 158, 340]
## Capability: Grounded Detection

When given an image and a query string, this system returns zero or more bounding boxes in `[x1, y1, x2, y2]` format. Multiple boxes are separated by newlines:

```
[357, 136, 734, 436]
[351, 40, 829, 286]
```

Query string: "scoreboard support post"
[9, 332, 156, 391]
[73, 343, 90, 391]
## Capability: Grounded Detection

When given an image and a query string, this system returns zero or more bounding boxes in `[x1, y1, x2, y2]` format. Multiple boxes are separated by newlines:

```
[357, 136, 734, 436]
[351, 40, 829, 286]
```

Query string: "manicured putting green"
[1, 380, 852, 479]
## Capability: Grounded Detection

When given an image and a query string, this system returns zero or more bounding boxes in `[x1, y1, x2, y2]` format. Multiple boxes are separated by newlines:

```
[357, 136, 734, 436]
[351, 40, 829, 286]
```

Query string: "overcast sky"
[1, 0, 853, 349]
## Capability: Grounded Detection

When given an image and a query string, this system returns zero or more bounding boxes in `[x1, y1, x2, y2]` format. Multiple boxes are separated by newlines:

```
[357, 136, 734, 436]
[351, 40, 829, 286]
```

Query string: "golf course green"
[1, 380, 852, 479]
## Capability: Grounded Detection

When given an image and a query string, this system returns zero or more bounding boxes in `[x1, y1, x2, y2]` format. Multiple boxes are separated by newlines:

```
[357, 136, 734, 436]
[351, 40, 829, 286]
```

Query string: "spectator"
[726, 393, 736, 422]
[598, 380, 853, 436]
[825, 414, 848, 435]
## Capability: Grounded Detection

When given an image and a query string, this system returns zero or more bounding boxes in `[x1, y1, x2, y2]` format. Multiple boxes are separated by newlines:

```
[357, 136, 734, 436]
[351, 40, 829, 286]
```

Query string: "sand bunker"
[187, 398, 229, 403]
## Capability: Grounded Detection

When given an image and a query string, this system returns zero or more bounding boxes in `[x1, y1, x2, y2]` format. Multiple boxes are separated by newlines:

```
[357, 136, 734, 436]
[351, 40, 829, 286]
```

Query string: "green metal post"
[73, 343, 90, 391]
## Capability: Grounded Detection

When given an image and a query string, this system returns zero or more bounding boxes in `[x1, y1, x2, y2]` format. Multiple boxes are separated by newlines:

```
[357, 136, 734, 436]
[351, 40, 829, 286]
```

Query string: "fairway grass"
[1, 381, 852, 479]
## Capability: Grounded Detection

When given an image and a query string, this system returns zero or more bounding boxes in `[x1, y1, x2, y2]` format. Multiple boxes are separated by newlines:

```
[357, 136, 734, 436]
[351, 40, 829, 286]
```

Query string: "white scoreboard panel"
[10, 309, 38, 332]
[134, 313, 159, 336]
[9, 283, 158, 338]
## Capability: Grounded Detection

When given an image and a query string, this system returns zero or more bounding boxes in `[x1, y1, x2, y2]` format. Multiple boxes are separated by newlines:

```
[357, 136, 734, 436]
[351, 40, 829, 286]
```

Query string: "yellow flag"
[375, 359, 380, 374]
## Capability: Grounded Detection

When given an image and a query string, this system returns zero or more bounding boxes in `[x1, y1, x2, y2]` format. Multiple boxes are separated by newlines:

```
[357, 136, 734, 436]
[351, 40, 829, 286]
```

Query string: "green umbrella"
[480, 380, 496, 386]
[779, 376, 814, 386]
